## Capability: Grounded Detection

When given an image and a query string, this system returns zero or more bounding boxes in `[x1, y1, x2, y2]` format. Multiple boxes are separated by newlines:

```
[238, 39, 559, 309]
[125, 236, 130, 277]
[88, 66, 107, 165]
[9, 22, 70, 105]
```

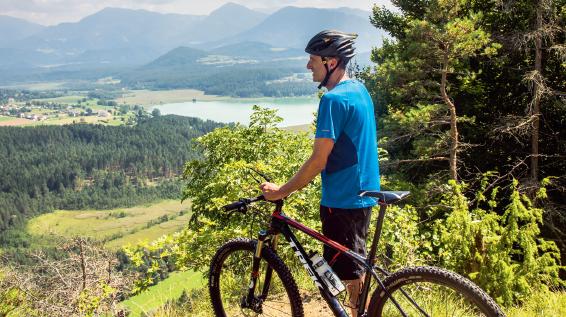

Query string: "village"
[0, 97, 114, 121]
[0, 90, 144, 126]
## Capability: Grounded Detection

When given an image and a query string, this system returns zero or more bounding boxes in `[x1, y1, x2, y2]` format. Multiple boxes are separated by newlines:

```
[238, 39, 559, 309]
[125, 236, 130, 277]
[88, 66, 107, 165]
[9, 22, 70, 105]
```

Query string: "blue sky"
[1, 0, 393, 26]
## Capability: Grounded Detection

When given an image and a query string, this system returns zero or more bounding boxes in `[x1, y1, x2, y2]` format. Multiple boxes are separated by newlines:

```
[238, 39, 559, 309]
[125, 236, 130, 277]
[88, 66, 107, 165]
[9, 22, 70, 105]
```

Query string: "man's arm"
[260, 138, 334, 201]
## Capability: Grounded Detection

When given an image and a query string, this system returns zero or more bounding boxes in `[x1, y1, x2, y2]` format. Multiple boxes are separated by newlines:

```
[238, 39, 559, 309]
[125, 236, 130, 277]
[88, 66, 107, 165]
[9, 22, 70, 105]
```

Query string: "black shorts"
[320, 205, 372, 280]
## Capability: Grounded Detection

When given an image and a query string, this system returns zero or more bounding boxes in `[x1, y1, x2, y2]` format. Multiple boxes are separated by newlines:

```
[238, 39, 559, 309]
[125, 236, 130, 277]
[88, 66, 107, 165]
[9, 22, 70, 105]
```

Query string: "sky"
[1, 0, 393, 26]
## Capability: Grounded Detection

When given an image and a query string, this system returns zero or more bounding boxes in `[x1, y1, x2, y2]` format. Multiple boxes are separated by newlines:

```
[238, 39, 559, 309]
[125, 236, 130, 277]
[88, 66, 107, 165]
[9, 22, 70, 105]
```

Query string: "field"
[119, 270, 205, 317]
[118, 89, 227, 107]
[0, 116, 34, 126]
[282, 123, 312, 133]
[33, 114, 126, 126]
[27, 200, 191, 250]
[0, 81, 66, 90]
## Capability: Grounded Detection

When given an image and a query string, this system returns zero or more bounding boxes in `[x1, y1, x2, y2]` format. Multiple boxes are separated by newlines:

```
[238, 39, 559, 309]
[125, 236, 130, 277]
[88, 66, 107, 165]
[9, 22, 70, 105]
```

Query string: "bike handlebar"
[222, 195, 266, 212]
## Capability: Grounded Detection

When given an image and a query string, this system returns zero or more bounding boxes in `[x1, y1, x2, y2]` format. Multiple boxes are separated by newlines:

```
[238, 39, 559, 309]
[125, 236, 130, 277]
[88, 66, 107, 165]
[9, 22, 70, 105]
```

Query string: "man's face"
[306, 54, 327, 83]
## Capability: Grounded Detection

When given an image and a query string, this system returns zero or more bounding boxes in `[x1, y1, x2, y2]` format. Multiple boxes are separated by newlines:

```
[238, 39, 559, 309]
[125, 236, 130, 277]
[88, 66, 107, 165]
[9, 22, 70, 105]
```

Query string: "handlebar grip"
[223, 200, 246, 212]
[222, 196, 266, 213]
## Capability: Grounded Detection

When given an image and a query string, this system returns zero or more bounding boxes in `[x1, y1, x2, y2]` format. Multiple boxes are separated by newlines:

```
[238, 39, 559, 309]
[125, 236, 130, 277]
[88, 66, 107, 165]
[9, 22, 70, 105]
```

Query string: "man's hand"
[260, 182, 286, 201]
[259, 138, 333, 202]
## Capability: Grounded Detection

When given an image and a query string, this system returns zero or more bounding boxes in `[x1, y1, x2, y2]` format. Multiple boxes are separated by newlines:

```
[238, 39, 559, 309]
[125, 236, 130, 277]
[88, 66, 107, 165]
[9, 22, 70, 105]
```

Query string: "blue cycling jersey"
[315, 79, 380, 208]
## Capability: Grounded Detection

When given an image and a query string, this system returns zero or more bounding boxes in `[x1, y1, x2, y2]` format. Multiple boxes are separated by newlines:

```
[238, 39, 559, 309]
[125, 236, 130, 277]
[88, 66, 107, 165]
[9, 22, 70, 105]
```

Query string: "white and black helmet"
[305, 30, 357, 88]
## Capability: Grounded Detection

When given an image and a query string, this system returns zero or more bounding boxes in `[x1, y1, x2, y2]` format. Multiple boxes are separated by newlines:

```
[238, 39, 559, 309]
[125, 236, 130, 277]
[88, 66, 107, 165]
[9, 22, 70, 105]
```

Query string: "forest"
[123, 65, 317, 97]
[0, 115, 223, 261]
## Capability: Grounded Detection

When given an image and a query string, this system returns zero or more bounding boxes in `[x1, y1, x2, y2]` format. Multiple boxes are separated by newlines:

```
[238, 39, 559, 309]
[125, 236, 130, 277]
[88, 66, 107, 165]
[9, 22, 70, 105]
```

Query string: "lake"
[152, 96, 319, 126]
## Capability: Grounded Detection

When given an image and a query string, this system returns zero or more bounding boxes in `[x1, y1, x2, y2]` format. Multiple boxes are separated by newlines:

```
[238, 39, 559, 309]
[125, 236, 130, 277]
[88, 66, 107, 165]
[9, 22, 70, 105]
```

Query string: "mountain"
[4, 5, 267, 68]
[218, 6, 384, 53]
[0, 5, 385, 85]
[143, 47, 208, 69]
[0, 15, 45, 47]
[210, 41, 304, 61]
[15, 8, 204, 63]
[182, 3, 267, 44]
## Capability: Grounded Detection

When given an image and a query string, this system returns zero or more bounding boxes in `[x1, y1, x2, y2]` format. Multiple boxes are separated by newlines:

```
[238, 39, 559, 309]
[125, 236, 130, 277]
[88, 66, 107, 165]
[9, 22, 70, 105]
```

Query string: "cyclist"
[260, 29, 380, 317]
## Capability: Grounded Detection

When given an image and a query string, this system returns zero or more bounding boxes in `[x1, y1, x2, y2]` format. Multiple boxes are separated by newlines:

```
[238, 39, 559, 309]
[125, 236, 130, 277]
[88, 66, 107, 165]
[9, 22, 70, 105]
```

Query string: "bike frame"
[246, 200, 412, 317]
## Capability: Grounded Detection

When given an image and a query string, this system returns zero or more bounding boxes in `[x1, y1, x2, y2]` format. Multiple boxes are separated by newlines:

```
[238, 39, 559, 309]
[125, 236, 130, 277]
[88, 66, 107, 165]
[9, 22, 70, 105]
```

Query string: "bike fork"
[245, 230, 268, 305]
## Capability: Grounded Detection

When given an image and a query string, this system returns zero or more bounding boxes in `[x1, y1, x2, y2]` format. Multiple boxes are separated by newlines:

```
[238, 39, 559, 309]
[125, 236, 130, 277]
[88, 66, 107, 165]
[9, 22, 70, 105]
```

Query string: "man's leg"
[320, 206, 372, 317]
[343, 276, 364, 317]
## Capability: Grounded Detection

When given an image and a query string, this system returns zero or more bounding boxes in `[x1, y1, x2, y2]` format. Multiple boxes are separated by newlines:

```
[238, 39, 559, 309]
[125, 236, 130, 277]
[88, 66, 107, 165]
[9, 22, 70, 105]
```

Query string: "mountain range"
[0, 3, 385, 86]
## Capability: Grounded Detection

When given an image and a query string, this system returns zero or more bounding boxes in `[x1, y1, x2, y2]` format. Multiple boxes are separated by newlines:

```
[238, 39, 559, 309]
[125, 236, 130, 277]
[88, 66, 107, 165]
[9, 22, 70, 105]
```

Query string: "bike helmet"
[305, 30, 357, 88]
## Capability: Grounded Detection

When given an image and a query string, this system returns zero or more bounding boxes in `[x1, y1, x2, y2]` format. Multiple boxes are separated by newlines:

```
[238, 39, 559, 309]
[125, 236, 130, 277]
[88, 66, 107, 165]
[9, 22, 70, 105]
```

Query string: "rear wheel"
[209, 238, 304, 317]
[367, 266, 505, 317]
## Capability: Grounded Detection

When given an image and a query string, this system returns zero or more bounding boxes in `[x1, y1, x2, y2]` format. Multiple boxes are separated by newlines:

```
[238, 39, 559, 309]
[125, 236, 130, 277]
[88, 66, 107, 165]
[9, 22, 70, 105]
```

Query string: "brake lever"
[247, 167, 272, 183]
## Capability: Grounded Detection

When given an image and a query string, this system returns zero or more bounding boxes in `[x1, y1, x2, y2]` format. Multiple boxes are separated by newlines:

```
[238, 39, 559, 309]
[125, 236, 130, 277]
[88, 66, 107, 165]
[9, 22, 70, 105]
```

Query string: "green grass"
[0, 115, 12, 122]
[31, 95, 107, 108]
[119, 270, 205, 317]
[27, 200, 191, 250]
[33, 95, 85, 104]
[506, 291, 566, 317]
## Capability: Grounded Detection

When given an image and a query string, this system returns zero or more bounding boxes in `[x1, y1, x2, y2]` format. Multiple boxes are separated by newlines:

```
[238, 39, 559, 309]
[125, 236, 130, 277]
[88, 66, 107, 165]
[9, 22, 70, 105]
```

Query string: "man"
[260, 30, 380, 317]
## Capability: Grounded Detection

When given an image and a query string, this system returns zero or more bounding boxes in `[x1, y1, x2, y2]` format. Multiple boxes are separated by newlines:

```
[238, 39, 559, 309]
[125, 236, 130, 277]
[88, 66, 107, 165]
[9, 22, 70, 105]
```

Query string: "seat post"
[367, 203, 387, 265]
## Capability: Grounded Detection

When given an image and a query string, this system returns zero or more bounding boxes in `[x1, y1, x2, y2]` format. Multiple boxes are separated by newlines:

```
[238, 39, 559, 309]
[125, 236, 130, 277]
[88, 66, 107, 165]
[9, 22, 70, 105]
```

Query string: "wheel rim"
[377, 281, 490, 317]
[216, 247, 295, 317]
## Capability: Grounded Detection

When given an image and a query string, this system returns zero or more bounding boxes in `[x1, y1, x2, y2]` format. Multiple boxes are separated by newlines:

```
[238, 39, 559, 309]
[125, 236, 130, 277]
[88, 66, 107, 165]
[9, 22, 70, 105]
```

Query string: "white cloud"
[1, 0, 392, 26]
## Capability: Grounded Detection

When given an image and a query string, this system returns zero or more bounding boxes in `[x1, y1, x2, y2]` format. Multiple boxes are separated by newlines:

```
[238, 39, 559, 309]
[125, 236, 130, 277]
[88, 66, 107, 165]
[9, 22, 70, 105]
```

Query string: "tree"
[513, 0, 565, 184]
[364, 0, 566, 285]
[371, 0, 499, 181]
[151, 108, 161, 117]
[1, 238, 134, 317]
[436, 179, 561, 305]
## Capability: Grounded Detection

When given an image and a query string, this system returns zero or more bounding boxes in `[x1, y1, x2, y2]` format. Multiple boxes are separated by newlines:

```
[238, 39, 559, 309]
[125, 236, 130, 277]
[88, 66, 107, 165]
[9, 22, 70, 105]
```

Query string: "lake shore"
[118, 89, 230, 107]
[1, 88, 319, 127]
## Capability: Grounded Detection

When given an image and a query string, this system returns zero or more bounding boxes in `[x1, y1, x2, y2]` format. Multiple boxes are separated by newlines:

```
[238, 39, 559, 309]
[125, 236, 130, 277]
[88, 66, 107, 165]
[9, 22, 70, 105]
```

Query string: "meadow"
[119, 270, 205, 317]
[27, 200, 191, 250]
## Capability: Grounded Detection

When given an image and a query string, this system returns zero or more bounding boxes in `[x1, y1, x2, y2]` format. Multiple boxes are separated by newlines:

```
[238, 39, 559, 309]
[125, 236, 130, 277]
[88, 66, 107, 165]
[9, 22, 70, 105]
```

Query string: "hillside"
[181, 3, 267, 43]
[0, 115, 223, 233]
[0, 15, 45, 47]
[120, 43, 313, 97]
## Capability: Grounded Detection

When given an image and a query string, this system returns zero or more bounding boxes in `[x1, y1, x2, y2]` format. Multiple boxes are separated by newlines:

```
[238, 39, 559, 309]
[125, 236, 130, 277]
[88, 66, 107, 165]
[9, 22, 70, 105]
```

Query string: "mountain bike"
[209, 191, 505, 316]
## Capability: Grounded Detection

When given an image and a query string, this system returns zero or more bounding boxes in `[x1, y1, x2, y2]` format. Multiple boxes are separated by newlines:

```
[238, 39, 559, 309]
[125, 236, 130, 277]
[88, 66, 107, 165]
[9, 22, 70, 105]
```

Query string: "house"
[98, 110, 111, 118]
[68, 110, 81, 117]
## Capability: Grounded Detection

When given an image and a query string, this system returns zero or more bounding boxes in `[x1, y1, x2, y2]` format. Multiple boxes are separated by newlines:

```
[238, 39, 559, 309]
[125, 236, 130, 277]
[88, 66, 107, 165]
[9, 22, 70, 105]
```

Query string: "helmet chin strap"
[318, 58, 341, 89]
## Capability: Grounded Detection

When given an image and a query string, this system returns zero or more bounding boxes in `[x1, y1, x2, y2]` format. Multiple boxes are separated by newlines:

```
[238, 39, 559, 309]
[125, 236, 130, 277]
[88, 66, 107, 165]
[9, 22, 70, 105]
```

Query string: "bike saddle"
[358, 190, 410, 204]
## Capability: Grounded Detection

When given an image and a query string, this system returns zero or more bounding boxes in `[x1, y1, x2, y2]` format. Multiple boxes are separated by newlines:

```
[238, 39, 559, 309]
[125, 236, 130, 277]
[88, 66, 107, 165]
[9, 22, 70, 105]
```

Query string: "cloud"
[0, 0, 392, 25]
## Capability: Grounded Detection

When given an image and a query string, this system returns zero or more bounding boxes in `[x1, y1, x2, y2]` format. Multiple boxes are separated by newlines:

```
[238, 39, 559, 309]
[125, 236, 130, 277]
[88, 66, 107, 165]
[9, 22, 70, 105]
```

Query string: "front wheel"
[209, 238, 304, 317]
[367, 266, 505, 317]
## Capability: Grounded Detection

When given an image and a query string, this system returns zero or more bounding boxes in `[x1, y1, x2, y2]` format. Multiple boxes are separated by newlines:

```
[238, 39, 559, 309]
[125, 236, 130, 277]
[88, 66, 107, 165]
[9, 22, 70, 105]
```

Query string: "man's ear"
[328, 57, 340, 70]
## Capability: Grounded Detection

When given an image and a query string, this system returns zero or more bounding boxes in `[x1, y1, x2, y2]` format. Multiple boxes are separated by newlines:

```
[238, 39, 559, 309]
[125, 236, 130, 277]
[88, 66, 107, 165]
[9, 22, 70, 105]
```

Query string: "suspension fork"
[246, 229, 269, 303]
[260, 233, 278, 297]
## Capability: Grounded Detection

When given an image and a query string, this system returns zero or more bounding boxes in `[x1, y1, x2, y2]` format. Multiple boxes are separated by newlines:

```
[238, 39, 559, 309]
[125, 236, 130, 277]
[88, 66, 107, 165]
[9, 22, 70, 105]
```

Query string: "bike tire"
[209, 238, 304, 317]
[367, 266, 505, 317]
